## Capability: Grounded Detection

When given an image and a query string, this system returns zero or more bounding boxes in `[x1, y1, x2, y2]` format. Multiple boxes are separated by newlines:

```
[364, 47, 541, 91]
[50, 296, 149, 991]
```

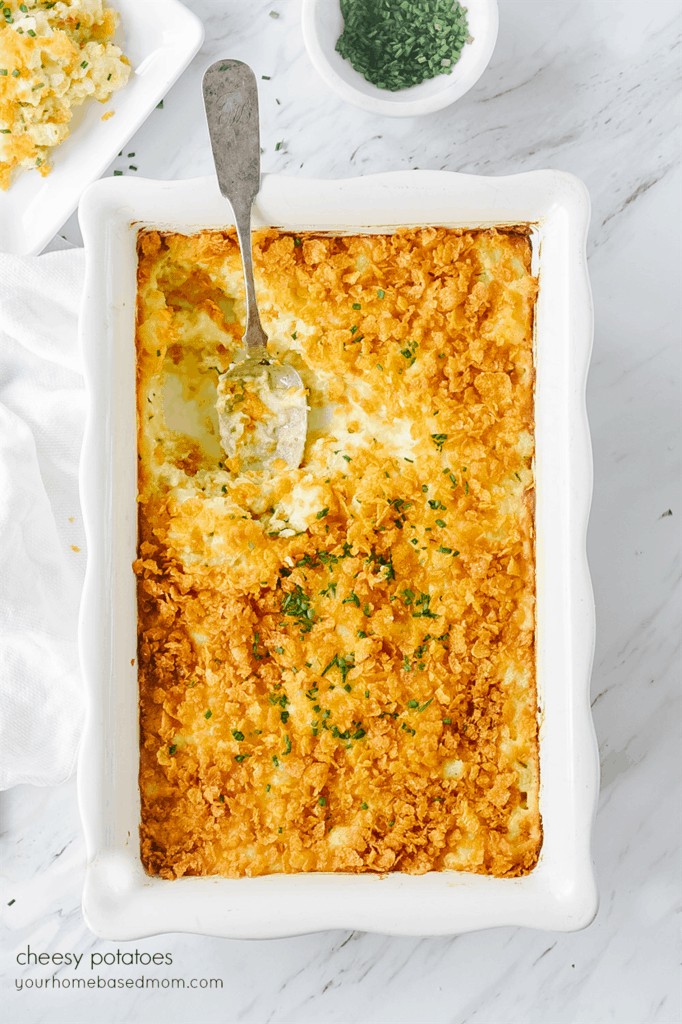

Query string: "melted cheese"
[135, 225, 542, 880]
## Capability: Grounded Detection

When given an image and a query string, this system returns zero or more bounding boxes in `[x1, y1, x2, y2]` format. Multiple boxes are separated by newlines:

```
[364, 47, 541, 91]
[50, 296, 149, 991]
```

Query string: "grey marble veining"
[4, 1, 681, 1022]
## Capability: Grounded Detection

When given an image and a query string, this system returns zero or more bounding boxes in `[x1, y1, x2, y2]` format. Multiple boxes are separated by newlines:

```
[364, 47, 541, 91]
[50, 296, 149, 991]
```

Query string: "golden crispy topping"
[136, 225, 541, 879]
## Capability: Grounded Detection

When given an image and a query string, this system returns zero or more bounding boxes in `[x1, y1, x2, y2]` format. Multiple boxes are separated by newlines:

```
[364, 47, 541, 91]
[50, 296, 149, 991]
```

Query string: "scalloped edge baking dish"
[77, 170, 598, 939]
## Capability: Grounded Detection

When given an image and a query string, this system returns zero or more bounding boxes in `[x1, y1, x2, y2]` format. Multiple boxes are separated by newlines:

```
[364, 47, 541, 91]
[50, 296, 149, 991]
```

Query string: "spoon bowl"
[216, 358, 307, 470]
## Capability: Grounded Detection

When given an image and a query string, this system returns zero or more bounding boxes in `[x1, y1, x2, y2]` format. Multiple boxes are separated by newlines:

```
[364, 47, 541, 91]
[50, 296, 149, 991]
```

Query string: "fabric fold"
[0, 250, 86, 789]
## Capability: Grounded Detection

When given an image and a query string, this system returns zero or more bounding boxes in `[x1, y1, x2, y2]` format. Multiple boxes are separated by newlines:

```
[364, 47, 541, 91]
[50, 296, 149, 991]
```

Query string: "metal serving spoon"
[203, 59, 307, 470]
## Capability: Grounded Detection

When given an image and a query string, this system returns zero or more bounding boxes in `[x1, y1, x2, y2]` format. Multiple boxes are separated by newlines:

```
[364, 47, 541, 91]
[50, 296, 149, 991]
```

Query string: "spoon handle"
[203, 60, 268, 355]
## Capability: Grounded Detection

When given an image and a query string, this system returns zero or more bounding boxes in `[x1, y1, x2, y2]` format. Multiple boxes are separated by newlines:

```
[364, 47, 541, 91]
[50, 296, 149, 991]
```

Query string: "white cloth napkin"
[0, 249, 85, 789]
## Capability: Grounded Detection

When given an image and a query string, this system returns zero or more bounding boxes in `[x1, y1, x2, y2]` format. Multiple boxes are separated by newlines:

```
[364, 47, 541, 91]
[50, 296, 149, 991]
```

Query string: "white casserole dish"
[77, 170, 598, 939]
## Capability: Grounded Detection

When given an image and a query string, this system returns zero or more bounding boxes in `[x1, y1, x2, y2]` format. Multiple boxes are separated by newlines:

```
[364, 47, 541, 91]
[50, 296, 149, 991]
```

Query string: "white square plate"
[78, 170, 599, 938]
[0, 0, 203, 256]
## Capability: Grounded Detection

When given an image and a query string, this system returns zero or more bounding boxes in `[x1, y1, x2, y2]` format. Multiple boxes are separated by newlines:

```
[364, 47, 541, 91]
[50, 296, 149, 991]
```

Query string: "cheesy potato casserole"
[135, 225, 542, 879]
[0, 0, 130, 191]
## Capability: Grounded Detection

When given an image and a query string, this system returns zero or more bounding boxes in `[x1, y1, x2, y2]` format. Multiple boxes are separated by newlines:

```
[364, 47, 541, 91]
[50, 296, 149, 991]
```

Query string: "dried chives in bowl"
[335, 0, 471, 92]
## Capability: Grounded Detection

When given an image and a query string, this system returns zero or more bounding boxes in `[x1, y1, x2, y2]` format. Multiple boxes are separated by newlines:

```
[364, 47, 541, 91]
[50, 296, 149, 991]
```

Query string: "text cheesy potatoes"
[0, 0, 130, 190]
[135, 225, 543, 879]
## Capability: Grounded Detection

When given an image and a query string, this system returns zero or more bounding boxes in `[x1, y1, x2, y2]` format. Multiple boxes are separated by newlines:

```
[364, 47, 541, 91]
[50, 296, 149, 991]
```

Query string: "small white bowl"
[301, 0, 498, 117]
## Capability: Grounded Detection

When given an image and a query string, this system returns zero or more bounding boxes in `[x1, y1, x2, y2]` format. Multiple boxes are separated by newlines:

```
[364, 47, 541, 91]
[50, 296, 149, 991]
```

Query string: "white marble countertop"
[2, 1, 681, 1021]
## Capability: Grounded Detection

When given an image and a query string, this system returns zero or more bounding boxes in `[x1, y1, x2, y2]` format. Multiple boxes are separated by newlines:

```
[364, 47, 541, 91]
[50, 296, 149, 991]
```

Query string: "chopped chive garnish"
[352, 302, 361, 310]
[318, 796, 326, 806]
[316, 507, 329, 519]
[234, 753, 250, 762]
[81, 60, 88, 68]
[335, 0, 470, 91]
[377, 288, 385, 298]
[204, 709, 212, 719]
[168, 744, 177, 755]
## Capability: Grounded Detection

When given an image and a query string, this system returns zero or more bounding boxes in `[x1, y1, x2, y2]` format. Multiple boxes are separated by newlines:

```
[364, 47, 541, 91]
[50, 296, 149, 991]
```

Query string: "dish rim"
[0, 0, 204, 257]
[77, 168, 599, 939]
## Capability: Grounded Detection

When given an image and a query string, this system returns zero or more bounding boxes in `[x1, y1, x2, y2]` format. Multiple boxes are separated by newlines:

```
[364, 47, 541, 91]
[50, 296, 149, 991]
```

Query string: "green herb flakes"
[335, 0, 470, 92]
[281, 584, 315, 632]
